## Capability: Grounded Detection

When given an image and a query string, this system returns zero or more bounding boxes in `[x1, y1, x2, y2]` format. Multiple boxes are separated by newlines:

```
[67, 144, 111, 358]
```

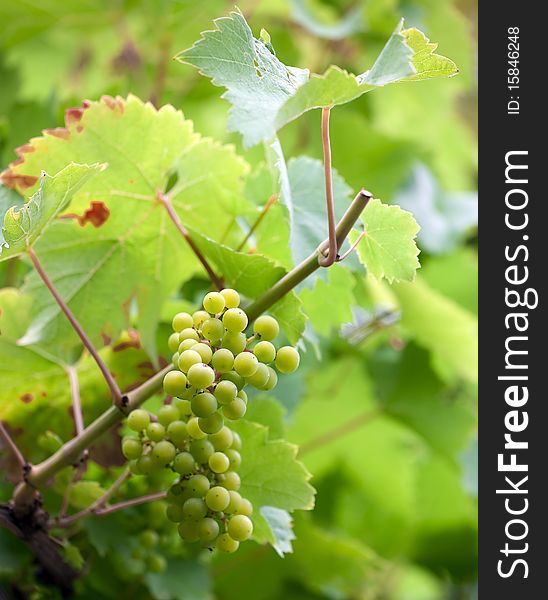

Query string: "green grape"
[223, 397, 247, 420]
[187, 363, 215, 389]
[231, 432, 242, 450]
[214, 380, 237, 405]
[166, 504, 185, 522]
[169, 482, 185, 497]
[198, 412, 224, 434]
[172, 312, 193, 332]
[190, 439, 214, 464]
[253, 315, 279, 341]
[179, 327, 200, 342]
[172, 352, 180, 367]
[122, 437, 142, 460]
[136, 454, 155, 474]
[245, 362, 269, 388]
[167, 420, 189, 446]
[275, 346, 300, 374]
[192, 310, 210, 328]
[221, 370, 245, 391]
[147, 553, 167, 573]
[202, 318, 224, 343]
[209, 451, 230, 473]
[216, 533, 239, 553]
[152, 440, 176, 465]
[128, 459, 140, 475]
[139, 529, 159, 549]
[147, 503, 166, 529]
[208, 426, 234, 451]
[221, 332, 247, 354]
[127, 409, 150, 432]
[178, 349, 202, 373]
[162, 371, 187, 397]
[226, 490, 243, 513]
[158, 405, 180, 427]
[203, 291, 226, 314]
[172, 397, 192, 416]
[192, 342, 213, 364]
[235, 498, 253, 517]
[197, 517, 220, 542]
[205, 486, 230, 511]
[237, 389, 248, 403]
[146, 423, 166, 442]
[178, 520, 200, 542]
[222, 308, 248, 333]
[233, 352, 259, 377]
[182, 497, 208, 521]
[253, 340, 276, 363]
[187, 417, 207, 439]
[173, 451, 195, 475]
[219, 471, 241, 491]
[227, 515, 253, 541]
[168, 332, 180, 353]
[211, 348, 234, 373]
[191, 392, 217, 417]
[181, 386, 197, 400]
[263, 367, 278, 391]
[187, 474, 210, 497]
[225, 449, 241, 469]
[131, 546, 145, 560]
[220, 288, 240, 308]
[178, 338, 198, 352]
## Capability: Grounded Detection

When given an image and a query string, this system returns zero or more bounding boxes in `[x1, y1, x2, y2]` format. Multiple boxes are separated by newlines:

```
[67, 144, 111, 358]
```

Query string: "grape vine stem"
[28, 248, 123, 406]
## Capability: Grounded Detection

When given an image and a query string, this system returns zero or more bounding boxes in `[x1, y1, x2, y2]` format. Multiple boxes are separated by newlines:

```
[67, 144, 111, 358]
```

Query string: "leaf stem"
[319, 107, 337, 267]
[0, 421, 27, 470]
[28, 248, 122, 406]
[94, 491, 166, 517]
[157, 192, 224, 289]
[245, 189, 371, 321]
[236, 194, 278, 251]
[67, 366, 84, 437]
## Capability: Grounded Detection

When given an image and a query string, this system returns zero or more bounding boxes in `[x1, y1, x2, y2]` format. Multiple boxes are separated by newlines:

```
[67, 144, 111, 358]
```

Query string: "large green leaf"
[0, 163, 103, 260]
[177, 11, 457, 147]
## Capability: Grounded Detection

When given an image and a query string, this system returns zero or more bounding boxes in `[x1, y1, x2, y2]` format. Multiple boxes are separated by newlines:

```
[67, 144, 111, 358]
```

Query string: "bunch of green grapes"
[121, 288, 300, 553]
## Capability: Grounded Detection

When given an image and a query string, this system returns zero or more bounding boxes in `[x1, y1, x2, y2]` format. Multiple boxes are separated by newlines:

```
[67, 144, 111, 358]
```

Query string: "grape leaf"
[0, 95, 249, 357]
[352, 198, 420, 282]
[145, 559, 213, 600]
[290, 0, 363, 40]
[0, 162, 104, 261]
[259, 506, 296, 557]
[177, 12, 457, 147]
[0, 183, 24, 245]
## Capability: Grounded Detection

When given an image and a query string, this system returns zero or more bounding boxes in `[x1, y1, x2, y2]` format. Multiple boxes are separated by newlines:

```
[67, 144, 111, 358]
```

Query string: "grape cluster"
[122, 288, 300, 553]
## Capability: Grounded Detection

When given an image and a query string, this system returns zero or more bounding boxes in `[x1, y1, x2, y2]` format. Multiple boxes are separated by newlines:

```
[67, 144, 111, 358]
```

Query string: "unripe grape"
[221, 370, 245, 391]
[216, 533, 239, 553]
[214, 380, 237, 405]
[122, 437, 142, 460]
[206, 486, 230, 511]
[198, 412, 224, 434]
[237, 389, 248, 403]
[172, 312, 193, 332]
[226, 490, 243, 513]
[253, 315, 279, 341]
[128, 459, 140, 475]
[178, 349, 202, 373]
[202, 318, 224, 342]
[181, 386, 196, 400]
[234, 352, 259, 377]
[152, 440, 176, 465]
[127, 409, 150, 432]
[221, 332, 247, 354]
[203, 291, 226, 315]
[220, 288, 240, 308]
[139, 529, 159, 549]
[172, 352, 180, 367]
[168, 332, 180, 353]
[136, 454, 155, 474]
[192, 310, 210, 328]
[263, 367, 278, 391]
[187, 474, 210, 497]
[178, 338, 198, 352]
[147, 423, 166, 442]
[223, 397, 247, 420]
[253, 340, 276, 363]
[157, 405, 180, 427]
[173, 451, 195, 475]
[162, 371, 187, 397]
[172, 397, 192, 416]
[167, 420, 189, 446]
[187, 363, 215, 389]
[182, 497, 207, 521]
[187, 417, 207, 439]
[191, 392, 217, 417]
[245, 362, 269, 388]
[222, 308, 248, 333]
[178, 520, 200, 542]
[225, 449, 241, 469]
[192, 342, 213, 364]
[227, 515, 253, 541]
[275, 346, 300, 374]
[166, 504, 185, 522]
[209, 451, 230, 473]
[219, 471, 241, 491]
[197, 517, 220, 542]
[235, 498, 253, 517]
[211, 348, 234, 373]
[231, 432, 242, 450]
[179, 327, 200, 342]
[208, 426, 234, 451]
[190, 439, 214, 464]
[147, 553, 166, 573]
